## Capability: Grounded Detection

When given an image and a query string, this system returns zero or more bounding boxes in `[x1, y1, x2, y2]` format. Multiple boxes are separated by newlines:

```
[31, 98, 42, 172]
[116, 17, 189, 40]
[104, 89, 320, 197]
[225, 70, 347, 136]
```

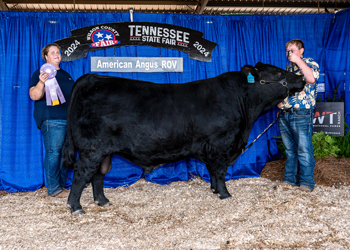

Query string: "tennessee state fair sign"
[54, 22, 217, 63]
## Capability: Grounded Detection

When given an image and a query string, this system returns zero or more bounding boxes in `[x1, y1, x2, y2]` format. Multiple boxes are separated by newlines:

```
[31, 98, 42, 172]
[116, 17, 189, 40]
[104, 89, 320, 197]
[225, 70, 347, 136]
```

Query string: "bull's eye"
[260, 80, 266, 84]
[274, 72, 282, 78]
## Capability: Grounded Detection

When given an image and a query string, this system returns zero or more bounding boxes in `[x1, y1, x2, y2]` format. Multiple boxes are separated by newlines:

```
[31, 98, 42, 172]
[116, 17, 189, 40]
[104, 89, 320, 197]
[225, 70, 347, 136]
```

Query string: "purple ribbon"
[40, 63, 66, 106]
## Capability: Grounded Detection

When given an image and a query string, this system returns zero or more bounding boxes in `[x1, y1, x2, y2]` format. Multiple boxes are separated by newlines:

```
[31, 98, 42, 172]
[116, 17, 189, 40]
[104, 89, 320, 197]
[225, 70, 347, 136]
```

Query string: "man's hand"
[288, 51, 301, 64]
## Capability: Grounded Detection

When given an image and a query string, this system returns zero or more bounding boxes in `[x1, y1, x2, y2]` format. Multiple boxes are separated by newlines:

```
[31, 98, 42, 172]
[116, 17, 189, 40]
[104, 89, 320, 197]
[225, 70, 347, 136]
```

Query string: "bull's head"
[241, 62, 306, 96]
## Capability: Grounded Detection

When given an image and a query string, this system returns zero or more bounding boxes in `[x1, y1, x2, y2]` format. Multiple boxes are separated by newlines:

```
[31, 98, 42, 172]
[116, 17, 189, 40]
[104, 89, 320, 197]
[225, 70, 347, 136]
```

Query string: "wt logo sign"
[313, 111, 338, 125]
[313, 102, 344, 136]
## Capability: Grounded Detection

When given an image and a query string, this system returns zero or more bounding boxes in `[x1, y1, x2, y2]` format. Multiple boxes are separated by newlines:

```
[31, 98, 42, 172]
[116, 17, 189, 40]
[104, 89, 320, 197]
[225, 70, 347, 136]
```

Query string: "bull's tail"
[62, 74, 96, 169]
[62, 126, 76, 169]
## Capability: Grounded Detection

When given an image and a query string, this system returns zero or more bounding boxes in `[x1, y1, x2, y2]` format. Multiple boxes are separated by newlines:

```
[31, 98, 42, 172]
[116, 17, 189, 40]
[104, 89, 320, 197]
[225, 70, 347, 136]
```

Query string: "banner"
[313, 102, 344, 136]
[54, 22, 217, 62]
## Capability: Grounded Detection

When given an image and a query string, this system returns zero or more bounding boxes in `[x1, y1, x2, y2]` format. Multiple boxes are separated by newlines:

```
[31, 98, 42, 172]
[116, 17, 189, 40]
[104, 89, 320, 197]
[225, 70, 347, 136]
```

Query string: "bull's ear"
[241, 65, 254, 76]
[241, 65, 259, 80]
[254, 62, 264, 69]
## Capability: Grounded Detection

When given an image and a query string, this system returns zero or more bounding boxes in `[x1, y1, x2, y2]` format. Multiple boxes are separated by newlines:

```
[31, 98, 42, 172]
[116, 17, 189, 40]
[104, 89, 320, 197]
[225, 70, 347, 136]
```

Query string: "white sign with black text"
[91, 57, 183, 73]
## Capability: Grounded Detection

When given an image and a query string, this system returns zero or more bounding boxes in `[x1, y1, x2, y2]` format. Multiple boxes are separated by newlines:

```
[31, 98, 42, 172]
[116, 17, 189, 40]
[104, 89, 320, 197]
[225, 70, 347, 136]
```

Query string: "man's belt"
[281, 108, 301, 113]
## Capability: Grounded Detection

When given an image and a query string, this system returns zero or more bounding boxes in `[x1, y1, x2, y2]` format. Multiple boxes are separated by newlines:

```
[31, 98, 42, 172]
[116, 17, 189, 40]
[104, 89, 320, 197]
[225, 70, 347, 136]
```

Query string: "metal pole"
[129, 8, 134, 22]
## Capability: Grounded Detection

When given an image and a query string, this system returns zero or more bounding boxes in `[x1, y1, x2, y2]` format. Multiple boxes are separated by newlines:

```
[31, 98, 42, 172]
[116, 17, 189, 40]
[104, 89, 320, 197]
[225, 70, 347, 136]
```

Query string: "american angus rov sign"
[91, 57, 183, 73]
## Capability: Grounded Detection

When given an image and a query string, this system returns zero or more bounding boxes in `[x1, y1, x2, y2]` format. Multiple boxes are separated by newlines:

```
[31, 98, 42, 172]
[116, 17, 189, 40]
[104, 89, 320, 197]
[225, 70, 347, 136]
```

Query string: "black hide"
[63, 62, 305, 214]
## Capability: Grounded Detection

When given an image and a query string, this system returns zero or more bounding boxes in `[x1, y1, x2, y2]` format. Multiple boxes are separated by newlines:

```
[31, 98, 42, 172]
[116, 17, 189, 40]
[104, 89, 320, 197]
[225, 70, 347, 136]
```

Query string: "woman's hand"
[39, 72, 49, 84]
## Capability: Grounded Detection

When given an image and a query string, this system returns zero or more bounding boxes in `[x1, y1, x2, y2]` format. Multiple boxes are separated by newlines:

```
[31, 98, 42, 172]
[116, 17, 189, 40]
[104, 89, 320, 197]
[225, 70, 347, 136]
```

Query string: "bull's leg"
[213, 165, 231, 199]
[67, 169, 90, 214]
[207, 164, 218, 194]
[92, 171, 111, 207]
[67, 154, 98, 214]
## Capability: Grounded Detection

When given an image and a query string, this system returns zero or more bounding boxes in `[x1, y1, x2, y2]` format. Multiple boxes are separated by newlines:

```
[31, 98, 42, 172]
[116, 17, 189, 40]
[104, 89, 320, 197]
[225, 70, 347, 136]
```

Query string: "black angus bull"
[63, 62, 305, 214]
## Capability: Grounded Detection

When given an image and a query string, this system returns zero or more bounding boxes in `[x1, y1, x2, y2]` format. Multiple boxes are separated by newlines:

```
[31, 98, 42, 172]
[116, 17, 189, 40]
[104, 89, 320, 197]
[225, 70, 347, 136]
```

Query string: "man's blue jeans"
[41, 120, 68, 196]
[278, 108, 315, 190]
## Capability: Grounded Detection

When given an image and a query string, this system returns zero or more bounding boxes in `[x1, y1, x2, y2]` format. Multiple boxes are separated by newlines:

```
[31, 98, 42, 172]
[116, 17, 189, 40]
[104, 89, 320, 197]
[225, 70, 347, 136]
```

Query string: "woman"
[29, 44, 75, 198]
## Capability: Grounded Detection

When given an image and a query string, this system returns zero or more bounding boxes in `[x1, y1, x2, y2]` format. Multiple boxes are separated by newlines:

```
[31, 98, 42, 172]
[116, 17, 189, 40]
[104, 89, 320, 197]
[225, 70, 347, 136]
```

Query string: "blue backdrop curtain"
[0, 10, 346, 192]
[323, 9, 350, 127]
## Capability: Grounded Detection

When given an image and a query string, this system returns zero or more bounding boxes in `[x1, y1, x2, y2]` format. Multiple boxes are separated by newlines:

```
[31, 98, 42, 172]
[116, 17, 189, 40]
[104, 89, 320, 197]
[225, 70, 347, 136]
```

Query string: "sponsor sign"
[313, 102, 344, 136]
[91, 57, 183, 73]
[54, 22, 217, 62]
[317, 82, 325, 93]
[317, 73, 325, 93]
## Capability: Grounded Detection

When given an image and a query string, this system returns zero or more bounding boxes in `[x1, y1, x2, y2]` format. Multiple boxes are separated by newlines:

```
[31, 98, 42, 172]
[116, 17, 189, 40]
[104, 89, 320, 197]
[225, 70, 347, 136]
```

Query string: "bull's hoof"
[211, 189, 219, 194]
[67, 203, 85, 214]
[94, 200, 112, 207]
[72, 209, 86, 215]
[219, 194, 232, 199]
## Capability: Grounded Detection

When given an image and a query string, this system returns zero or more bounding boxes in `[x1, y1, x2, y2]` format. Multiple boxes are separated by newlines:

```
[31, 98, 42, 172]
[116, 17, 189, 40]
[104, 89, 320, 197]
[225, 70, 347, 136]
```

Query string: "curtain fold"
[0, 10, 344, 192]
[324, 8, 350, 127]
[0, 13, 6, 190]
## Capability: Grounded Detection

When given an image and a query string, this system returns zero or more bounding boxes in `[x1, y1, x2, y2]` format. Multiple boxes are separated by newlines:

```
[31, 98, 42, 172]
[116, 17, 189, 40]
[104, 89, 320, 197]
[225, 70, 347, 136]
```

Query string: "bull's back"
[71, 74, 222, 127]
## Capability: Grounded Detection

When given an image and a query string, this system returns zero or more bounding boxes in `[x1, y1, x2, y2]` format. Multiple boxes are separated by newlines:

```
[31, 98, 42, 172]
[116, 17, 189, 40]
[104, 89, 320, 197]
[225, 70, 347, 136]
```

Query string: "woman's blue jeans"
[278, 108, 315, 190]
[41, 120, 68, 196]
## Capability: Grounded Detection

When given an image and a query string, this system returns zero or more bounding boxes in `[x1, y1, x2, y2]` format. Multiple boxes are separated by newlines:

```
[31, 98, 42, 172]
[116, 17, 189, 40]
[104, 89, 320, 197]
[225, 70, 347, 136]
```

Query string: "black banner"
[54, 22, 217, 62]
[313, 102, 344, 136]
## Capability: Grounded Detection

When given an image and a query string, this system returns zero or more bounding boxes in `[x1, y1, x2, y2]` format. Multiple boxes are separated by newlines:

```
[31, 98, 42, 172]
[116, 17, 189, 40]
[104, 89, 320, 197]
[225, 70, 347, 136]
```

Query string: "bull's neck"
[249, 84, 287, 113]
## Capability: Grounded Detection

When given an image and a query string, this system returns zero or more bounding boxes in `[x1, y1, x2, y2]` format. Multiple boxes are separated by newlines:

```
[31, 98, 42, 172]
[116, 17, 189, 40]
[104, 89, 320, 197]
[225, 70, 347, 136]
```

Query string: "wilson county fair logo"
[55, 22, 217, 62]
[90, 29, 119, 47]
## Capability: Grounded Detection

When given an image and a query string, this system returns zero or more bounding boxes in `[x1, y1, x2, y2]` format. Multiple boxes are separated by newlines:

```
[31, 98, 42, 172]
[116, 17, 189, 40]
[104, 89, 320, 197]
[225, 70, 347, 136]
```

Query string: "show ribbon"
[40, 63, 66, 106]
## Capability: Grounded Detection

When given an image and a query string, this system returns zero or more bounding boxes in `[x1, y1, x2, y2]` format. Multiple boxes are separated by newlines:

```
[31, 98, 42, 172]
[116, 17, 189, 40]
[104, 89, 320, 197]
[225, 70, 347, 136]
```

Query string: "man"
[277, 39, 320, 192]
